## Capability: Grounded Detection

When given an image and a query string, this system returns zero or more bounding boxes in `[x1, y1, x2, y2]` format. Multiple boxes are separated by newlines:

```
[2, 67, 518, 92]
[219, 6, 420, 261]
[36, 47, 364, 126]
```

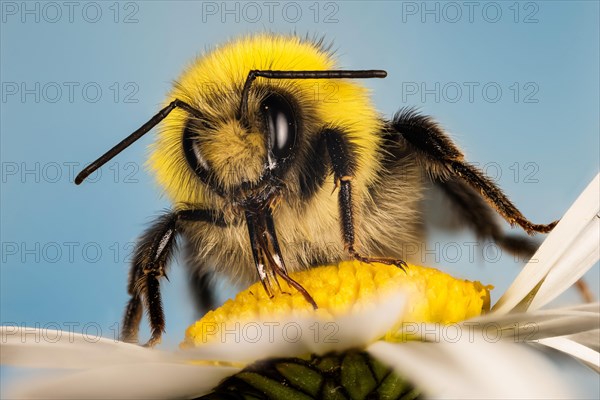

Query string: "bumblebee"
[75, 34, 556, 347]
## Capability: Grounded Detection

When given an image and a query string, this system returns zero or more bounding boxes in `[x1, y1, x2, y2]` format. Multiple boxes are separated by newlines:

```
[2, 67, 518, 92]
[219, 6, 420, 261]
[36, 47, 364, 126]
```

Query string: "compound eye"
[182, 120, 210, 174]
[262, 93, 297, 161]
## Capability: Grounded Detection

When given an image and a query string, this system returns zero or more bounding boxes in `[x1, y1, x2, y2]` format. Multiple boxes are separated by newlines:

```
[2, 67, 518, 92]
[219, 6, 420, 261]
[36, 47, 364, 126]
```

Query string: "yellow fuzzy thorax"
[148, 33, 383, 205]
[182, 261, 492, 347]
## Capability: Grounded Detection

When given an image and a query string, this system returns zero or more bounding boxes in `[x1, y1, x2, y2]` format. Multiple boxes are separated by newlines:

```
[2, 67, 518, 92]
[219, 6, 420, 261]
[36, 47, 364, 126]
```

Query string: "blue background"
[1, 0, 598, 396]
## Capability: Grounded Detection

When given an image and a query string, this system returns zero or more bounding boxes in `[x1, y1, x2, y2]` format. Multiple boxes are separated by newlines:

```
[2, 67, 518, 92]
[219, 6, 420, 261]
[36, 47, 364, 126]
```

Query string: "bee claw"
[331, 178, 339, 195]
[349, 249, 408, 273]
[394, 259, 408, 273]
[143, 334, 162, 348]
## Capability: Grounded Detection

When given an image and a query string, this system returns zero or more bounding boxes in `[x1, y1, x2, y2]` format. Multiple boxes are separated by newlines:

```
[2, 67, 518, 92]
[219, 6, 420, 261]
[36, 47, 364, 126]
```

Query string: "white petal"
[467, 303, 600, 342]
[0, 327, 176, 369]
[564, 328, 600, 352]
[529, 218, 600, 310]
[494, 174, 600, 314]
[183, 330, 307, 364]
[185, 291, 406, 362]
[1, 327, 241, 399]
[5, 363, 239, 399]
[368, 337, 576, 399]
[537, 336, 600, 372]
[306, 291, 407, 354]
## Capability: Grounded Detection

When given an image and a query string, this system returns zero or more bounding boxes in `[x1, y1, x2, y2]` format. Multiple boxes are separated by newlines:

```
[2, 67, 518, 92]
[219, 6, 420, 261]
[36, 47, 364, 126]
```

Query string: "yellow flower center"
[183, 261, 492, 348]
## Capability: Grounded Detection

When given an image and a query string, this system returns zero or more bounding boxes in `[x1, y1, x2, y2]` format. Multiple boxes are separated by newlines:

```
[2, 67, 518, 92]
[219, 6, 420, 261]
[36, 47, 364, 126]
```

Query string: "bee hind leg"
[391, 109, 592, 302]
[390, 108, 558, 235]
[434, 178, 540, 259]
[435, 177, 594, 302]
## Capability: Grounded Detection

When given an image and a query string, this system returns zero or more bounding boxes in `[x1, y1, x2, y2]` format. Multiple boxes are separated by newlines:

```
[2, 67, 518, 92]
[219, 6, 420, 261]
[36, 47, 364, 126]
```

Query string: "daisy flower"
[2, 174, 598, 399]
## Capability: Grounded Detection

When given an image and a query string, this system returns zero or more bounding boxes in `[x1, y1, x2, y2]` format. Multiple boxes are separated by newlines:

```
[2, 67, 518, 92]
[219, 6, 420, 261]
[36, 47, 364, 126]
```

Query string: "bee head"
[76, 34, 385, 214]
[179, 86, 305, 210]
[150, 34, 339, 209]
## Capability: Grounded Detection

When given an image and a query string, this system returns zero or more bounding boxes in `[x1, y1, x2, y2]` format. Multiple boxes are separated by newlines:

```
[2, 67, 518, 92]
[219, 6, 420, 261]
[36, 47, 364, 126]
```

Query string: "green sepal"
[198, 349, 421, 400]
[341, 352, 377, 399]
[275, 362, 323, 397]
[237, 372, 313, 400]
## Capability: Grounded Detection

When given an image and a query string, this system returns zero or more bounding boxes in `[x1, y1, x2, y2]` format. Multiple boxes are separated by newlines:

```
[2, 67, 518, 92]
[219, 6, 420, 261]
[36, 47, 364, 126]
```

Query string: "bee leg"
[437, 176, 594, 302]
[122, 208, 221, 347]
[121, 265, 143, 343]
[122, 213, 178, 347]
[245, 210, 276, 298]
[263, 209, 317, 308]
[324, 129, 407, 269]
[390, 108, 558, 235]
[437, 178, 594, 302]
[435, 178, 539, 258]
[188, 271, 218, 316]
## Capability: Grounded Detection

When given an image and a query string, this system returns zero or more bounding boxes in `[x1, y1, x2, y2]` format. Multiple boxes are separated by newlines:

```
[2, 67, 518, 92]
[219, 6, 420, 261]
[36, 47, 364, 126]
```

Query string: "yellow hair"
[148, 33, 383, 207]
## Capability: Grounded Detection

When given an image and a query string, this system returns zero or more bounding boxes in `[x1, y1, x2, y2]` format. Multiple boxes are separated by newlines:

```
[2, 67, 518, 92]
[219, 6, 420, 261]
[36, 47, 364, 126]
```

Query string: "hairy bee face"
[149, 34, 383, 212]
[181, 88, 302, 211]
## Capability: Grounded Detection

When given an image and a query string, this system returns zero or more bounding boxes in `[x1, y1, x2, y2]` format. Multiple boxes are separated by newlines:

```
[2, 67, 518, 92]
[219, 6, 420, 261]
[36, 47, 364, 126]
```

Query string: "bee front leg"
[122, 213, 178, 347]
[122, 208, 222, 347]
[122, 267, 143, 343]
[324, 128, 407, 269]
